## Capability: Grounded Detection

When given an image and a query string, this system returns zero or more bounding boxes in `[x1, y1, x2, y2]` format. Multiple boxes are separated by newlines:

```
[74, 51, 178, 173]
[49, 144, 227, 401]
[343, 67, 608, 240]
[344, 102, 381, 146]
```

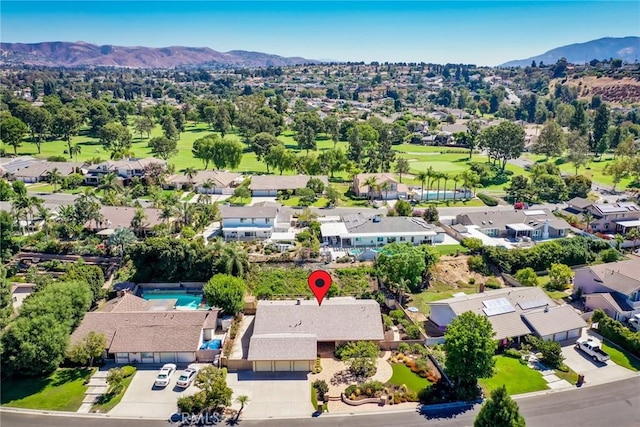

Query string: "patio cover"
[506, 223, 534, 232]
[614, 219, 640, 227]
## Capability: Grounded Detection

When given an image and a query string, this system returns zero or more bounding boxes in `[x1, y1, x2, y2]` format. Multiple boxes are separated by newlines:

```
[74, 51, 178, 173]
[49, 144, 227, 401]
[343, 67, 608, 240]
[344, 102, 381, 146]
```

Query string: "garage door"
[293, 361, 310, 371]
[567, 329, 581, 339]
[553, 331, 568, 342]
[160, 352, 177, 363]
[254, 361, 272, 372]
[177, 352, 195, 363]
[274, 361, 291, 371]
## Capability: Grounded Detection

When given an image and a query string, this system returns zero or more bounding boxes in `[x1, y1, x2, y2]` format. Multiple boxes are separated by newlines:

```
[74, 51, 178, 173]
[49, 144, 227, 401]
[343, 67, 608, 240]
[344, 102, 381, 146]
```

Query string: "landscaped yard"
[602, 340, 640, 372]
[91, 371, 136, 413]
[433, 244, 468, 256]
[408, 281, 477, 316]
[479, 356, 548, 395]
[0, 368, 95, 411]
[388, 363, 431, 393]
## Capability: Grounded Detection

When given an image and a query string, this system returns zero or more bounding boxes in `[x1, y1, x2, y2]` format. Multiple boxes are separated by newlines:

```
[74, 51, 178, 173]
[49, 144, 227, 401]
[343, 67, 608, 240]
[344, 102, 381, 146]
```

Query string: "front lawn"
[479, 356, 548, 396]
[91, 372, 136, 413]
[388, 363, 431, 393]
[0, 368, 95, 411]
[602, 340, 640, 372]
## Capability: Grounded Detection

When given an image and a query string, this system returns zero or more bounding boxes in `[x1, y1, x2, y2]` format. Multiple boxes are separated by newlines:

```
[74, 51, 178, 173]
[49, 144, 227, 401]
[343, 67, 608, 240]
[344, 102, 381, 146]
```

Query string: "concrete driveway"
[109, 367, 197, 419]
[226, 371, 314, 419]
[562, 341, 637, 387]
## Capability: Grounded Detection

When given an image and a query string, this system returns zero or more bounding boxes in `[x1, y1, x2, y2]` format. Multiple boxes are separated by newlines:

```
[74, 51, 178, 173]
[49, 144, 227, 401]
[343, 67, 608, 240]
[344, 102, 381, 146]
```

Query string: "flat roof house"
[248, 297, 384, 372]
[320, 213, 445, 247]
[429, 287, 587, 343]
[575, 258, 640, 322]
[249, 175, 329, 197]
[71, 293, 219, 364]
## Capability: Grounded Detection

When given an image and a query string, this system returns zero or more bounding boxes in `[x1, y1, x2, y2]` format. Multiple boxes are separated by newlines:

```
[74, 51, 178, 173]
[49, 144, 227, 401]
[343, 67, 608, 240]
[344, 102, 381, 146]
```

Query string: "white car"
[176, 365, 200, 388]
[154, 363, 177, 387]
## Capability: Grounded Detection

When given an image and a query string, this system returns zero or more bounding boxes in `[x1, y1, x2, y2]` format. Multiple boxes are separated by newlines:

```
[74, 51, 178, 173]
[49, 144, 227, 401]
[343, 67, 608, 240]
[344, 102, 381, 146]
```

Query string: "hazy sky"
[2, 1, 639, 65]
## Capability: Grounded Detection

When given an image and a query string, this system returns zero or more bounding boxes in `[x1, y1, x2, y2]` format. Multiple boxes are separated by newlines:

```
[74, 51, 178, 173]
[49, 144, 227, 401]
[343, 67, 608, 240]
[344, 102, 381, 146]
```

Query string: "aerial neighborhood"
[1, 26, 640, 427]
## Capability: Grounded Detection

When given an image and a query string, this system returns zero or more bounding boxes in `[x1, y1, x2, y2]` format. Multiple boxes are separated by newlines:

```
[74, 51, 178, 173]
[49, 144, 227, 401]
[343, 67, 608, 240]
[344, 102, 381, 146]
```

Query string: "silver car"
[154, 363, 177, 387]
[176, 365, 200, 388]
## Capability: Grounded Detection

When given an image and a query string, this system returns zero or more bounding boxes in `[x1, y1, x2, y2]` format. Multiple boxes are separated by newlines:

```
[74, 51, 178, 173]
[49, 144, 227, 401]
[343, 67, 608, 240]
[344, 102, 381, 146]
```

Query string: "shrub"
[514, 267, 539, 287]
[600, 248, 621, 263]
[405, 324, 422, 339]
[504, 348, 521, 359]
[312, 379, 329, 400]
[477, 193, 498, 206]
[485, 278, 501, 289]
[121, 365, 136, 377]
[461, 237, 483, 254]
[411, 343, 428, 356]
[389, 309, 405, 322]
[592, 309, 640, 357]
[398, 343, 410, 354]
[467, 255, 488, 274]
[527, 336, 564, 368]
[383, 314, 394, 330]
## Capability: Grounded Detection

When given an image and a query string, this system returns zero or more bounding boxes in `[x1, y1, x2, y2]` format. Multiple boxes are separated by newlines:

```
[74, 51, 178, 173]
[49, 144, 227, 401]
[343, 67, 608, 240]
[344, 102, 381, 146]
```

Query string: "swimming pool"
[142, 291, 206, 310]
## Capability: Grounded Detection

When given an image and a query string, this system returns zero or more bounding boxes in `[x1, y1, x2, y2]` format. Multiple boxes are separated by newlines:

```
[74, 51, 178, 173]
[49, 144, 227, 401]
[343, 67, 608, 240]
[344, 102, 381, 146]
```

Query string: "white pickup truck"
[575, 337, 610, 362]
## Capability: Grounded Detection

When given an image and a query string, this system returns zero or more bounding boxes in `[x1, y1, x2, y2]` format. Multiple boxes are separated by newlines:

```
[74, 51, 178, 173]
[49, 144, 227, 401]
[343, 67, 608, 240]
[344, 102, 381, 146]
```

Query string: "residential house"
[11, 161, 85, 183]
[248, 297, 384, 372]
[352, 173, 408, 200]
[11, 283, 35, 309]
[165, 170, 244, 194]
[249, 174, 329, 197]
[0, 156, 37, 177]
[71, 293, 219, 364]
[455, 209, 570, 242]
[84, 206, 165, 235]
[575, 258, 640, 322]
[219, 202, 292, 241]
[84, 157, 166, 185]
[584, 202, 640, 235]
[565, 197, 594, 215]
[429, 287, 587, 343]
[320, 213, 445, 247]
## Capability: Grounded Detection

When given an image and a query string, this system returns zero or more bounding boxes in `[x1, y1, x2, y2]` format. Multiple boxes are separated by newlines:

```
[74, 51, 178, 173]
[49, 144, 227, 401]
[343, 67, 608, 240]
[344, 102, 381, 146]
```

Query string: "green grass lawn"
[91, 373, 135, 413]
[479, 356, 548, 396]
[433, 244, 468, 256]
[414, 199, 487, 208]
[0, 368, 95, 411]
[555, 366, 579, 385]
[602, 340, 640, 372]
[280, 196, 330, 208]
[408, 281, 477, 316]
[388, 363, 431, 392]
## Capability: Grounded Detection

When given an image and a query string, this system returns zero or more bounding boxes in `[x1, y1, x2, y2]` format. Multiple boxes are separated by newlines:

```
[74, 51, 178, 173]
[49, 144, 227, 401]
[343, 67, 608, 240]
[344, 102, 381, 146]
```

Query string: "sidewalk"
[77, 369, 109, 413]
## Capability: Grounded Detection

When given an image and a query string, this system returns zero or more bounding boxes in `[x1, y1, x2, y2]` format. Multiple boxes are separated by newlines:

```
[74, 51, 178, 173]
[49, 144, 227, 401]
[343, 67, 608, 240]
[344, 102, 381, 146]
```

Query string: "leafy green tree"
[266, 144, 296, 175]
[99, 122, 132, 159]
[0, 266, 13, 329]
[211, 137, 243, 170]
[64, 261, 105, 305]
[293, 111, 324, 153]
[133, 115, 154, 139]
[148, 136, 178, 160]
[377, 242, 426, 292]
[395, 199, 413, 216]
[323, 114, 340, 147]
[233, 186, 251, 204]
[422, 205, 439, 223]
[444, 311, 496, 400]
[250, 132, 280, 167]
[20, 281, 92, 329]
[547, 263, 573, 291]
[335, 341, 379, 379]
[161, 115, 179, 141]
[192, 135, 216, 169]
[526, 336, 564, 368]
[531, 120, 566, 159]
[514, 267, 539, 287]
[67, 331, 107, 366]
[203, 274, 246, 315]
[325, 185, 341, 207]
[474, 385, 525, 427]
[461, 237, 483, 254]
[23, 106, 52, 153]
[479, 121, 525, 171]
[54, 108, 82, 158]
[1, 116, 28, 154]
[194, 366, 233, 409]
[604, 159, 630, 191]
[593, 104, 609, 152]
[564, 175, 592, 199]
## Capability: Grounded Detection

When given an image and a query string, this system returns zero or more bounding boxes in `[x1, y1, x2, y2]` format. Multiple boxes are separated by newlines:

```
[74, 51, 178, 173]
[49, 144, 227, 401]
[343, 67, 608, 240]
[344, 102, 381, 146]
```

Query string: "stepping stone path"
[77, 370, 109, 413]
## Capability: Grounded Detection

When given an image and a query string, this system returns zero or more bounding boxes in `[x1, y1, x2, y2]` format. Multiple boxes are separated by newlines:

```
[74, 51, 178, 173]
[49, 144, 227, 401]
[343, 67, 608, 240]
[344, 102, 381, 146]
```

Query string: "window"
[266, 218, 271, 223]
[377, 237, 384, 242]
[399, 237, 405, 241]
[533, 230, 542, 237]
[240, 218, 247, 223]
[244, 231, 256, 237]
[142, 352, 154, 358]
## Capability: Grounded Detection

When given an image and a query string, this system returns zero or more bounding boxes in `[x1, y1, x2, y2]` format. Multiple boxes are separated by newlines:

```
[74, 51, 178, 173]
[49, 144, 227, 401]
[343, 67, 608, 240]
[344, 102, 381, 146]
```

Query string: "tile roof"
[249, 175, 328, 191]
[522, 306, 588, 337]
[252, 297, 384, 342]
[587, 258, 640, 295]
[248, 333, 317, 361]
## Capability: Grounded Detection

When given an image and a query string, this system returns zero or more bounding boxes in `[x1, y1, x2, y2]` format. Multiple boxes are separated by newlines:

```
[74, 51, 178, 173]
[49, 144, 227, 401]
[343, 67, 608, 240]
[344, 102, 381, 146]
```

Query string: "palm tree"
[69, 144, 82, 162]
[130, 207, 147, 236]
[177, 202, 197, 229]
[424, 166, 436, 201]
[433, 172, 444, 202]
[235, 395, 250, 421]
[452, 173, 461, 202]
[582, 211, 594, 233]
[106, 227, 137, 263]
[197, 192, 211, 205]
[183, 167, 198, 189]
[46, 168, 63, 192]
[218, 244, 250, 277]
[201, 178, 215, 196]
[441, 173, 449, 202]
[97, 172, 121, 198]
[614, 234, 625, 251]
[364, 176, 378, 201]
[37, 205, 53, 241]
[380, 181, 391, 201]
[416, 171, 428, 202]
[394, 158, 410, 183]
[161, 205, 175, 228]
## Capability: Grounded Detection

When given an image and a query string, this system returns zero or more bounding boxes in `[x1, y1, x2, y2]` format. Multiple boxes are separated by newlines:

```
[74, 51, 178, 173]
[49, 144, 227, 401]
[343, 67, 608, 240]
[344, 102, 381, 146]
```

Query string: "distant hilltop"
[501, 36, 639, 67]
[0, 41, 318, 68]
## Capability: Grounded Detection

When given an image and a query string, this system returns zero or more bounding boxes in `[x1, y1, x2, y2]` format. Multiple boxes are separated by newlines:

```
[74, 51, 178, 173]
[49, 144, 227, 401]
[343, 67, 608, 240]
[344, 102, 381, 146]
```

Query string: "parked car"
[154, 363, 177, 387]
[176, 364, 200, 388]
[575, 337, 610, 362]
[628, 314, 640, 332]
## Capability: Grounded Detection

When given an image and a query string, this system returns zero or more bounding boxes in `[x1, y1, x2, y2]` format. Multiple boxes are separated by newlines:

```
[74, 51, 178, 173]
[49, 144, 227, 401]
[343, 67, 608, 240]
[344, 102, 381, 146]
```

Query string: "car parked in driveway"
[176, 364, 200, 388]
[154, 363, 177, 387]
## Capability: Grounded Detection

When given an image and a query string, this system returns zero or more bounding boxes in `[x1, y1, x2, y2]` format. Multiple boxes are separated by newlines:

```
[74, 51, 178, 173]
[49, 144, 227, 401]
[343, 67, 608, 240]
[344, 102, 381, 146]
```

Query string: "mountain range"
[501, 36, 639, 67]
[0, 41, 317, 68]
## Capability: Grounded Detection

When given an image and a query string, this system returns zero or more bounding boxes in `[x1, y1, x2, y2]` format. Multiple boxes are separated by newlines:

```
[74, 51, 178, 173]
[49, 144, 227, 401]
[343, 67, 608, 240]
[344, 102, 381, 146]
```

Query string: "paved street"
[2, 377, 638, 427]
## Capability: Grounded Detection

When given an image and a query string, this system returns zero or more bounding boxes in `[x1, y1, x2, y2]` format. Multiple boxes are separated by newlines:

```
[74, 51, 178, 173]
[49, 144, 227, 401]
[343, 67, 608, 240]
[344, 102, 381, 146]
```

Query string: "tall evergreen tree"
[474, 385, 526, 427]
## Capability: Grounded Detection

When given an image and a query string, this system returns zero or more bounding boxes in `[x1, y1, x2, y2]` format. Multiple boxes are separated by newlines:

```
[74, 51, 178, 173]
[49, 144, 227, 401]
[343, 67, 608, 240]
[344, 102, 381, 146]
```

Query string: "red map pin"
[308, 270, 332, 306]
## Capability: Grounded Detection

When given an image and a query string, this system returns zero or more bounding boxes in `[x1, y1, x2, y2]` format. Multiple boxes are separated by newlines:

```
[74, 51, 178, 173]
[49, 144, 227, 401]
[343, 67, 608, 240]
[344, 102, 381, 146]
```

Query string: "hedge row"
[477, 193, 499, 206]
[593, 310, 640, 357]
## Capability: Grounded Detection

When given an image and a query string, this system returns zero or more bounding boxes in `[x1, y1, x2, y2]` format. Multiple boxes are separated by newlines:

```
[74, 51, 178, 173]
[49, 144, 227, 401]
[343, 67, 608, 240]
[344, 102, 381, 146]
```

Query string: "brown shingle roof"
[84, 206, 164, 230]
[13, 161, 84, 178]
[101, 293, 152, 313]
[587, 258, 640, 295]
[167, 170, 243, 187]
[109, 325, 204, 353]
[522, 306, 588, 337]
[248, 333, 317, 361]
[249, 175, 328, 191]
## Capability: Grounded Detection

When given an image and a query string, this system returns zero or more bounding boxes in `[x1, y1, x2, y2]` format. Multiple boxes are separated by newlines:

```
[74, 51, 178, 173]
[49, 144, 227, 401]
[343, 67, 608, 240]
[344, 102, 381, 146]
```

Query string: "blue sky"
[1, 1, 639, 65]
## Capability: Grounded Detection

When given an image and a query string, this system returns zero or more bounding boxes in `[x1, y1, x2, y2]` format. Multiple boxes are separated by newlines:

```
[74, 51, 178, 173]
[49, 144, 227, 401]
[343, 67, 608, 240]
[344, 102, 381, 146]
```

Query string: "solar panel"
[519, 299, 549, 310]
[482, 297, 515, 316]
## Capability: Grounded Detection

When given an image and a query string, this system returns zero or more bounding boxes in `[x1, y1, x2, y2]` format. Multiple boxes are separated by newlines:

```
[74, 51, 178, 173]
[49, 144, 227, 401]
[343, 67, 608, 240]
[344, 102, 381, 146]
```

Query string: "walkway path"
[77, 369, 109, 413]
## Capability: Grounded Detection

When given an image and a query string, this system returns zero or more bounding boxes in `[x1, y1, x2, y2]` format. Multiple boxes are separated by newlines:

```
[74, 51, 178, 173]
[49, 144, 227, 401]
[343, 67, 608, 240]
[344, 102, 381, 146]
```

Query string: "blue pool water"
[142, 291, 206, 310]
[200, 339, 222, 350]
